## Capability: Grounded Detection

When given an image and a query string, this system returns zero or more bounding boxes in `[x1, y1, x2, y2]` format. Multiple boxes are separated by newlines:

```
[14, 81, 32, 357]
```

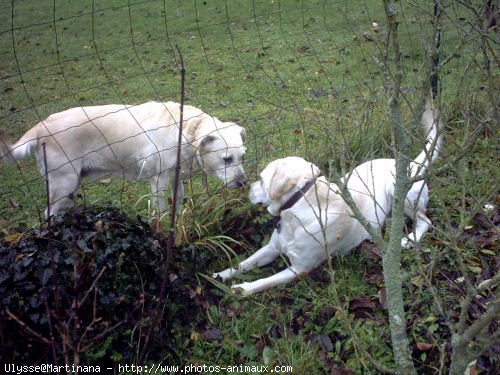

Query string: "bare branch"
[74, 266, 107, 310]
[460, 298, 499, 345]
[5, 308, 52, 345]
[477, 273, 500, 293]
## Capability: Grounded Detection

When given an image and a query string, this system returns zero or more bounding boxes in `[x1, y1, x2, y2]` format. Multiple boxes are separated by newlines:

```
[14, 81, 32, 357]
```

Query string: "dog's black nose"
[233, 179, 246, 188]
[228, 176, 247, 189]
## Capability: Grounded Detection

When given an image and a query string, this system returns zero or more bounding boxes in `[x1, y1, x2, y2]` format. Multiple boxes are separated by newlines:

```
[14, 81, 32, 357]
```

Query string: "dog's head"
[249, 156, 321, 216]
[195, 122, 247, 188]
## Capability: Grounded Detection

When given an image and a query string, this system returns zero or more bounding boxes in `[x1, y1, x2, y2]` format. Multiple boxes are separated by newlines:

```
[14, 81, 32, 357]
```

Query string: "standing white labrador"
[0, 101, 247, 217]
[214, 102, 442, 296]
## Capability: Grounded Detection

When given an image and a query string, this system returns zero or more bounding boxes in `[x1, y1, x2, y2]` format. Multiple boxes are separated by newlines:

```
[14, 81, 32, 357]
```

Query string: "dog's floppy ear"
[199, 134, 216, 149]
[239, 126, 246, 142]
[267, 159, 321, 201]
[268, 166, 296, 201]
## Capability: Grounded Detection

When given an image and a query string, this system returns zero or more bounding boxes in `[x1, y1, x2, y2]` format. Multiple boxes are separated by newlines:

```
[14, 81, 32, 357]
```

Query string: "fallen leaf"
[416, 342, 433, 351]
[349, 295, 375, 309]
[468, 266, 482, 274]
[480, 249, 496, 256]
[4, 233, 23, 245]
[9, 198, 21, 208]
[308, 333, 334, 352]
[358, 240, 382, 259]
[348, 296, 376, 319]
[378, 288, 388, 309]
[363, 31, 374, 41]
[465, 360, 479, 375]
[363, 272, 383, 285]
[473, 213, 493, 229]
[201, 327, 221, 341]
[310, 88, 327, 98]
[411, 275, 425, 288]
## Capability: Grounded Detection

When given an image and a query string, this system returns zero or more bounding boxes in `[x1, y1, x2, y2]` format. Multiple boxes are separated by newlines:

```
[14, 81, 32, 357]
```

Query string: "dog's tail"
[411, 99, 443, 177]
[0, 128, 38, 163]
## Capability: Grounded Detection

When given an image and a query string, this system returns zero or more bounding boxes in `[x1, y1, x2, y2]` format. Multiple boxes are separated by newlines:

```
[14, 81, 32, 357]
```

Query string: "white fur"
[214, 103, 442, 296]
[0, 101, 247, 217]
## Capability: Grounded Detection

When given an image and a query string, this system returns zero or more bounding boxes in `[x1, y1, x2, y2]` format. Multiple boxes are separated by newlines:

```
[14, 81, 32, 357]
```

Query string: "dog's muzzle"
[227, 175, 247, 189]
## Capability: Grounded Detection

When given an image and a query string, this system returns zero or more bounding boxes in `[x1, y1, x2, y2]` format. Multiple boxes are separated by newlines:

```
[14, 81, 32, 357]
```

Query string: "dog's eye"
[223, 156, 234, 164]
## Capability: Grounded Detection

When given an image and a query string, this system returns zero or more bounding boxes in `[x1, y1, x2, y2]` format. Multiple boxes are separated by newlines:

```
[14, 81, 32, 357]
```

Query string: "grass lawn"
[0, 0, 497, 373]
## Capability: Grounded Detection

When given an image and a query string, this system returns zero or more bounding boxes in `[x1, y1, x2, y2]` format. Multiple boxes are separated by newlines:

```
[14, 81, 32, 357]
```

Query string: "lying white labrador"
[214, 102, 442, 295]
[0, 101, 247, 217]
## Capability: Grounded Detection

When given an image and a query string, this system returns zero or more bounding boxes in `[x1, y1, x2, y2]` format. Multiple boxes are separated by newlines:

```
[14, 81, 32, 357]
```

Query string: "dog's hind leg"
[402, 181, 432, 248]
[46, 171, 80, 218]
[405, 210, 432, 246]
[150, 172, 170, 213]
[213, 231, 281, 281]
[169, 173, 184, 211]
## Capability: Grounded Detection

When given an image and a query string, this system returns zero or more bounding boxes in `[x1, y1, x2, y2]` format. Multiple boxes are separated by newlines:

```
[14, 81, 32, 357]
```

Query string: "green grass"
[1, 0, 393, 225]
[1, 0, 498, 373]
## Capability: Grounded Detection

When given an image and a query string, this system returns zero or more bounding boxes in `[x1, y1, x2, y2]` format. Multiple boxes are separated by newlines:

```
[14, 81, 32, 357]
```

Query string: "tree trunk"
[381, 1, 417, 374]
[383, 98, 417, 375]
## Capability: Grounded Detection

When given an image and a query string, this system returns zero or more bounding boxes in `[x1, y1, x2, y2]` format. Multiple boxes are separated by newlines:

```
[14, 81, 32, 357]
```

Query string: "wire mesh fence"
[1, 0, 469, 229]
[1, 0, 496, 274]
[1, 0, 498, 371]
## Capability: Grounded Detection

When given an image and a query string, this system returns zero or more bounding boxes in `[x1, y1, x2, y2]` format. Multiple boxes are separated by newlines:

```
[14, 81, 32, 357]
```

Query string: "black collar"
[272, 178, 317, 232]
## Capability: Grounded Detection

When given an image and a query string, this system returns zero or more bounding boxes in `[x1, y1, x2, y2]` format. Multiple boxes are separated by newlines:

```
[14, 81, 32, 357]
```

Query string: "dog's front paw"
[231, 282, 254, 297]
[401, 237, 415, 249]
[212, 268, 238, 281]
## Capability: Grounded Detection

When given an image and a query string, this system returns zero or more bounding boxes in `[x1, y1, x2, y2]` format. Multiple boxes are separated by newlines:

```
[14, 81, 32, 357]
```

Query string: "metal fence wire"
[0, 0, 488, 230]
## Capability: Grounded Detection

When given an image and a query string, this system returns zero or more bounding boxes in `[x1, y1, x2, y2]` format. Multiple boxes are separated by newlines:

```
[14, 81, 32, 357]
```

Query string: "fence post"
[138, 46, 186, 364]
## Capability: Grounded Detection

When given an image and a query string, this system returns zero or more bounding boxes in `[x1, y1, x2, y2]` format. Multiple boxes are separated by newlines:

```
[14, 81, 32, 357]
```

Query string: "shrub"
[0, 206, 229, 365]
